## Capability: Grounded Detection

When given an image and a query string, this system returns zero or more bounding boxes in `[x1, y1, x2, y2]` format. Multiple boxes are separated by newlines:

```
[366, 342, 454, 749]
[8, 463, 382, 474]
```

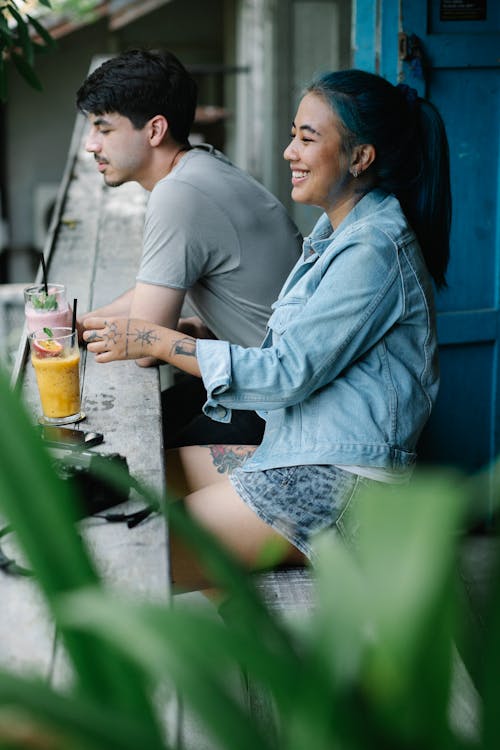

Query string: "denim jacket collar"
[304, 188, 389, 259]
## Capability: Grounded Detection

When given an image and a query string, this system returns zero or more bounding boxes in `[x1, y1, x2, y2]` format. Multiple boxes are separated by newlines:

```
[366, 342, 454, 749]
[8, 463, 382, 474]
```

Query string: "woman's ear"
[351, 144, 376, 175]
[148, 115, 168, 146]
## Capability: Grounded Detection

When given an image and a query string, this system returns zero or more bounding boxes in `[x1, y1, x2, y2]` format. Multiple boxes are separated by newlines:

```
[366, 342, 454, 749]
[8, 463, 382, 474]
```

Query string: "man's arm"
[129, 282, 186, 367]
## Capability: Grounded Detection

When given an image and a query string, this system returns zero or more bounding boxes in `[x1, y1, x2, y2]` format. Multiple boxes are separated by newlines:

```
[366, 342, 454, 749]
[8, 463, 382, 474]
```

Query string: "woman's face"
[284, 93, 353, 222]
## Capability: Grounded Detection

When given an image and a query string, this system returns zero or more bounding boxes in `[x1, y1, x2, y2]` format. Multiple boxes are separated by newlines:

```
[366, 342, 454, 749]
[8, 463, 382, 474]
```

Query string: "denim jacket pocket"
[267, 298, 305, 336]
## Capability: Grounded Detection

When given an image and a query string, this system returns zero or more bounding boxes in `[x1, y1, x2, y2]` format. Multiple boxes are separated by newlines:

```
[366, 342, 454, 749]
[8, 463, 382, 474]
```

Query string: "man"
[77, 49, 302, 451]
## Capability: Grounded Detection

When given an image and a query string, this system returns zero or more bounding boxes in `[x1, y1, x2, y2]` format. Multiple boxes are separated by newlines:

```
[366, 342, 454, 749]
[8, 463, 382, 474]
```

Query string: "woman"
[84, 70, 451, 591]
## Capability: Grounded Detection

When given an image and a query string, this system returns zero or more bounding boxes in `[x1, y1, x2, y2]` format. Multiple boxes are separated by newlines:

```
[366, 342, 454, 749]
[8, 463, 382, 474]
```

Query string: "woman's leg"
[167, 444, 258, 497]
[170, 476, 306, 593]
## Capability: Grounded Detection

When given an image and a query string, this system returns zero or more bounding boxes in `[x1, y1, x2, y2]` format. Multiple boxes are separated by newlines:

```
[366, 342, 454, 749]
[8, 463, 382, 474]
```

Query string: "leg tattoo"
[208, 445, 256, 475]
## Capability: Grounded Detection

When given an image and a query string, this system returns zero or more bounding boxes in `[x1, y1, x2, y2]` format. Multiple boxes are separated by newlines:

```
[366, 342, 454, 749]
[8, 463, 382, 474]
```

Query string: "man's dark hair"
[76, 49, 198, 145]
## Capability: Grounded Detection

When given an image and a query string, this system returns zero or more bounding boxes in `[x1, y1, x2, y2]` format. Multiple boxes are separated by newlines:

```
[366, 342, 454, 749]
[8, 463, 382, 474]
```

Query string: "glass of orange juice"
[29, 327, 85, 425]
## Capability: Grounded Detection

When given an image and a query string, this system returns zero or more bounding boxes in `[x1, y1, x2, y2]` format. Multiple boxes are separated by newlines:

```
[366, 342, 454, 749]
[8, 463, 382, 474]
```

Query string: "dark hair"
[76, 49, 197, 146]
[307, 70, 451, 288]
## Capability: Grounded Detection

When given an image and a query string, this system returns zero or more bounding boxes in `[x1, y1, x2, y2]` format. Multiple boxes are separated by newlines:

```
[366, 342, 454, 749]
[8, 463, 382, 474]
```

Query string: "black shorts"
[162, 374, 265, 449]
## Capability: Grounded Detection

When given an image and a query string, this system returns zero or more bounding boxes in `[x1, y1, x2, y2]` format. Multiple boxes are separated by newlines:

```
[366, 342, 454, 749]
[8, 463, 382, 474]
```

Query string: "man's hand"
[83, 316, 201, 377]
[83, 317, 163, 363]
[77, 288, 135, 343]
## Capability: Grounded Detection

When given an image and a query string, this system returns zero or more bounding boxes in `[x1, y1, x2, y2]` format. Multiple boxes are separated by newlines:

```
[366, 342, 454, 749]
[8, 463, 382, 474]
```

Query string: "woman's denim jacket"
[197, 189, 439, 473]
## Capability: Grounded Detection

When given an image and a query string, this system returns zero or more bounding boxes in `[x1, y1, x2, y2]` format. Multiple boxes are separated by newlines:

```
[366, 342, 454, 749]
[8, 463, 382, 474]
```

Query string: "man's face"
[85, 112, 151, 188]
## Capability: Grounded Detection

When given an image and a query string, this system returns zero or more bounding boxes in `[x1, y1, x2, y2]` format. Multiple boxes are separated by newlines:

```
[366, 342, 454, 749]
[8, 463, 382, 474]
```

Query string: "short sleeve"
[137, 179, 210, 289]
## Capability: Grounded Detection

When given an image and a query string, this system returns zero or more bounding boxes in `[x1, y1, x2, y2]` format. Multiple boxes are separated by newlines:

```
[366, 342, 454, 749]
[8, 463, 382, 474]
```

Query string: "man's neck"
[144, 144, 191, 191]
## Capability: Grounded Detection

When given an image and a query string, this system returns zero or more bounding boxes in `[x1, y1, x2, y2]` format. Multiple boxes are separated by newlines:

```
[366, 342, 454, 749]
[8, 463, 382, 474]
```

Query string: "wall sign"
[440, 0, 487, 21]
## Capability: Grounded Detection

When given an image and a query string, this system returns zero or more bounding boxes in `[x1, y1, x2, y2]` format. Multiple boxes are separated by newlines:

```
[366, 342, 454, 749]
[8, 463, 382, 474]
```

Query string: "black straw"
[72, 299, 77, 335]
[40, 253, 48, 295]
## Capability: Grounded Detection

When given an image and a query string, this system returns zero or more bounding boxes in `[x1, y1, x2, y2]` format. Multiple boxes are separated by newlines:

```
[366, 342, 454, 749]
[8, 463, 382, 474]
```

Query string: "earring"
[351, 168, 359, 178]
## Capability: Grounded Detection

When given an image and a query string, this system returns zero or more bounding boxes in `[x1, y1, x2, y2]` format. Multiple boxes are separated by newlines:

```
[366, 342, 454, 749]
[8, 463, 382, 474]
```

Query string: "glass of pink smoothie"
[24, 284, 72, 333]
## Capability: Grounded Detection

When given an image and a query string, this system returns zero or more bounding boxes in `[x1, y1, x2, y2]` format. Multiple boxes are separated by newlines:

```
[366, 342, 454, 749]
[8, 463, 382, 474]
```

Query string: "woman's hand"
[83, 317, 163, 363]
[83, 316, 201, 377]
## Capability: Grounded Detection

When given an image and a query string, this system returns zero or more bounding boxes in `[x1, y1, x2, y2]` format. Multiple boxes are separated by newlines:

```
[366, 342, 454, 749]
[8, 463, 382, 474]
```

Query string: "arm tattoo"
[125, 319, 130, 357]
[133, 327, 160, 346]
[126, 324, 160, 352]
[208, 445, 256, 475]
[170, 336, 196, 358]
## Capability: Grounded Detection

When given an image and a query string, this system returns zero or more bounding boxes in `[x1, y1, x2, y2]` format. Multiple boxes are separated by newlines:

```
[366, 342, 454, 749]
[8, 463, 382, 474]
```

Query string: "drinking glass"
[29, 326, 85, 425]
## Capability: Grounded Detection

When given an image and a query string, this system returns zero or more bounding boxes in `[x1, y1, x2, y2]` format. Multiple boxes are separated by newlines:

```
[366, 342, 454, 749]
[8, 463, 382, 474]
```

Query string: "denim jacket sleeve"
[197, 227, 407, 422]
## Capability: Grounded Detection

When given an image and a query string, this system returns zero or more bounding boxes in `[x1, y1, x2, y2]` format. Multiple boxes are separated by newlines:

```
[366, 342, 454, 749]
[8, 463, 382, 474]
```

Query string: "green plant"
[0, 1, 56, 101]
[0, 1, 117, 101]
[0, 357, 499, 749]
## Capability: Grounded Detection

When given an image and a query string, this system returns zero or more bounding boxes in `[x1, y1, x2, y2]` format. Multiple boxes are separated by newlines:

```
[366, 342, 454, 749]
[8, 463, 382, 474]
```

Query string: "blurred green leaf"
[477, 548, 500, 749]
[0, 1, 56, 99]
[168, 501, 299, 663]
[7, 4, 34, 66]
[0, 668, 165, 750]
[309, 471, 468, 748]
[0, 374, 97, 592]
[58, 588, 278, 750]
[0, 368, 164, 739]
[59, 585, 301, 709]
[28, 14, 57, 50]
[10, 51, 43, 91]
[0, 352, 494, 749]
[0, 55, 6, 103]
[0, 15, 15, 39]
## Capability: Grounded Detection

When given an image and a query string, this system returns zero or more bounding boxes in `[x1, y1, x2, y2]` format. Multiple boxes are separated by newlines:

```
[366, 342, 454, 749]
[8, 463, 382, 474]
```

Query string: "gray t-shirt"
[137, 146, 302, 347]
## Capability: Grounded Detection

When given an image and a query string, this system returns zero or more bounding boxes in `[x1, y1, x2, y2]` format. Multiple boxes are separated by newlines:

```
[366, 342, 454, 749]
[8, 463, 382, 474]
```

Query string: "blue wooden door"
[353, 0, 500, 473]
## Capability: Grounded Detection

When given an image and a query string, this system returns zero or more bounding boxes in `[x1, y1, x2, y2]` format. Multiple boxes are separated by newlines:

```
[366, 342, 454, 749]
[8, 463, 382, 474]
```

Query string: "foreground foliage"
[0, 362, 499, 749]
[0, 1, 55, 101]
[0, 1, 98, 100]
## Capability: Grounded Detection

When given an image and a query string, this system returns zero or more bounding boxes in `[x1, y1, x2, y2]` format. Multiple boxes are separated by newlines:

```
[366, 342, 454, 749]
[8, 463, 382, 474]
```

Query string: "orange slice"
[33, 339, 63, 358]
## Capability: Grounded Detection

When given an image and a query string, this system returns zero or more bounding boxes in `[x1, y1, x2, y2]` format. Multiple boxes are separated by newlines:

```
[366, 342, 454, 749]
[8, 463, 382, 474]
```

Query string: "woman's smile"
[291, 169, 309, 185]
[284, 93, 353, 223]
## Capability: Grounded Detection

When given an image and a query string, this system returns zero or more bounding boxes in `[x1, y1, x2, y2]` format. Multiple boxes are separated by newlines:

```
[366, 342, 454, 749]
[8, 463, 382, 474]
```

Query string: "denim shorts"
[229, 464, 370, 560]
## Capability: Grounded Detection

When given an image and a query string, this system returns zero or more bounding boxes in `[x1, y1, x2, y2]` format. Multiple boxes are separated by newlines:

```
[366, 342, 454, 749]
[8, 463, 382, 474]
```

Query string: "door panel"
[355, 0, 500, 473]
[402, 1, 500, 472]
[421, 344, 493, 471]
[431, 67, 498, 315]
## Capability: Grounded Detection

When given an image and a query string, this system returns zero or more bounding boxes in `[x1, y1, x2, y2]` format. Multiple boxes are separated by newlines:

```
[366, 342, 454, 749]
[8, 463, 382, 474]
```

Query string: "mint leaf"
[43, 327, 53, 338]
[32, 293, 58, 311]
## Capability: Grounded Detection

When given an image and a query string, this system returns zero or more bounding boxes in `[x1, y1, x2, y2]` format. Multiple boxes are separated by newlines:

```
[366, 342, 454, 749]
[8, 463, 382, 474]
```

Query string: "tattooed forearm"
[130, 326, 160, 347]
[208, 445, 256, 475]
[170, 337, 196, 358]
[125, 319, 130, 357]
